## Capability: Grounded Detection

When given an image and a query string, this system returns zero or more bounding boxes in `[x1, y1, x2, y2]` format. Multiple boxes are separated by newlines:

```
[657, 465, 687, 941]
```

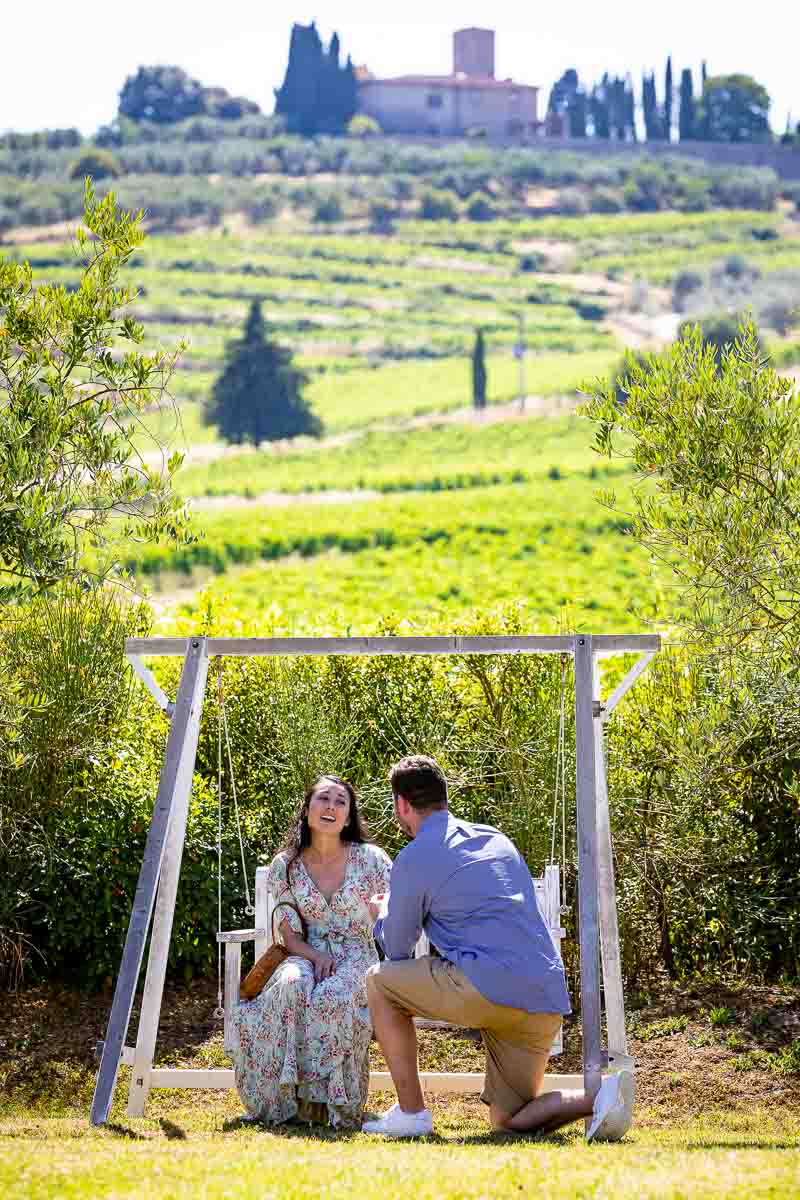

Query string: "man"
[363, 755, 634, 1140]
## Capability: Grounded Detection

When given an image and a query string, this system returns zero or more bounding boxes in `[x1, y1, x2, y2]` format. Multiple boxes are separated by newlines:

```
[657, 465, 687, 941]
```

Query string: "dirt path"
[147, 391, 581, 470]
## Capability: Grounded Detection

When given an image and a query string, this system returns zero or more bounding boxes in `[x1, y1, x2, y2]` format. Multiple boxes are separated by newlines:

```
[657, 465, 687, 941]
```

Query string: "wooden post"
[573, 635, 603, 1119]
[593, 655, 628, 1062]
[91, 637, 209, 1126]
[125, 639, 210, 1118]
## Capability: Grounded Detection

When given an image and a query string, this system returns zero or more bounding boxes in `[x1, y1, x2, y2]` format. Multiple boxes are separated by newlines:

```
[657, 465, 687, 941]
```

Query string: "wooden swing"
[91, 633, 657, 1126]
[215, 654, 570, 1068]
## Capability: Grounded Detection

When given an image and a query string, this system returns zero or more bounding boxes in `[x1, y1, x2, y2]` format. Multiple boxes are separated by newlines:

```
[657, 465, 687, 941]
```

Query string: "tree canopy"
[118, 65, 260, 125]
[583, 323, 800, 656]
[206, 300, 321, 445]
[698, 74, 771, 143]
[0, 182, 191, 600]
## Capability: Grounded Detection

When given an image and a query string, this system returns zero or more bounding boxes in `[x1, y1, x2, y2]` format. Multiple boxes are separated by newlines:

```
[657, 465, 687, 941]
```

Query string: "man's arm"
[373, 854, 427, 961]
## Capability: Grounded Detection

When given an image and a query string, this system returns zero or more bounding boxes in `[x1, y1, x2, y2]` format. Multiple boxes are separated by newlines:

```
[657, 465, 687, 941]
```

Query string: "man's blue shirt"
[374, 809, 571, 1016]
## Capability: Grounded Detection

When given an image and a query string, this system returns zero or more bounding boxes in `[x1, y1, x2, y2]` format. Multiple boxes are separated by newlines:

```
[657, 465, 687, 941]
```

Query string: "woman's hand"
[311, 950, 336, 983]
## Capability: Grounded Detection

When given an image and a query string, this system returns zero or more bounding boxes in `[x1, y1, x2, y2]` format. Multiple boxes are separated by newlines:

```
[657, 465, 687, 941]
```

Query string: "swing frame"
[91, 632, 659, 1128]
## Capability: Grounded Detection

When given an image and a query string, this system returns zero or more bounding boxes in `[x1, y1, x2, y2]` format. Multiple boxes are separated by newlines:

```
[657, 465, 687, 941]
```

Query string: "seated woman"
[230, 775, 391, 1129]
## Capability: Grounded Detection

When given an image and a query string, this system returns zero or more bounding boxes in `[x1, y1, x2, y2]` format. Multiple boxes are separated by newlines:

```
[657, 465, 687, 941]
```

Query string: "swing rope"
[214, 657, 254, 1020]
[549, 654, 569, 914]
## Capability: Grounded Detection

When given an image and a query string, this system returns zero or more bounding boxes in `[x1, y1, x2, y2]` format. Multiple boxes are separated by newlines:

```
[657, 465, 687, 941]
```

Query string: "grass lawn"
[3, 980, 798, 1199]
[2, 1102, 799, 1200]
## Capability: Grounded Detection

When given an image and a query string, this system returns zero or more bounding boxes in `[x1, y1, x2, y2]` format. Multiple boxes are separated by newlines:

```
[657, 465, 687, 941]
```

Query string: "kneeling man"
[363, 755, 633, 1140]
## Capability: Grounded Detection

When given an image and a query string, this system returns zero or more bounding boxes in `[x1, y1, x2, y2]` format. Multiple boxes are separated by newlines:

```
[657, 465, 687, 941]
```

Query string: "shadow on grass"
[102, 1122, 149, 1140]
[158, 1118, 188, 1140]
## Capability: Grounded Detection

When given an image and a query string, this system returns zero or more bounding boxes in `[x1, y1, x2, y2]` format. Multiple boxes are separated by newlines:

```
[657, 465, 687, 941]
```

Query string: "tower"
[453, 27, 495, 79]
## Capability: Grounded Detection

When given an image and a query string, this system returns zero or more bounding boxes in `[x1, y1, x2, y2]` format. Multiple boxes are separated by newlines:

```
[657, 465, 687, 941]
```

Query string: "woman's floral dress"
[230, 841, 392, 1128]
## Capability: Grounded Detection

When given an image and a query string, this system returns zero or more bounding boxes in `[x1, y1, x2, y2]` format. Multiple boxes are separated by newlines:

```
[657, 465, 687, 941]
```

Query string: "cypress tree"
[206, 300, 321, 445]
[591, 78, 611, 139]
[567, 89, 588, 138]
[642, 73, 657, 140]
[611, 76, 628, 140]
[679, 68, 696, 140]
[624, 77, 637, 142]
[664, 56, 673, 141]
[275, 22, 325, 135]
[472, 329, 487, 410]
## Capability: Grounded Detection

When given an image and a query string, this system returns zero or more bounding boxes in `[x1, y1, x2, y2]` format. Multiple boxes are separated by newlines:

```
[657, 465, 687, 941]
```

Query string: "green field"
[9, 199, 799, 635]
[2, 1105, 798, 1200]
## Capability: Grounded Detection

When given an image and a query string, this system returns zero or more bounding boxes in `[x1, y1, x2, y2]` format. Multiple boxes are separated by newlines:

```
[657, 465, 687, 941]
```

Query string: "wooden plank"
[601, 652, 656, 720]
[126, 634, 660, 659]
[217, 929, 264, 944]
[90, 638, 209, 1127]
[593, 634, 661, 656]
[224, 943, 241, 1056]
[127, 635, 574, 657]
[126, 654, 173, 715]
[255, 867, 269, 959]
[593, 655, 628, 1061]
[126, 641, 211, 1119]
[573, 635, 603, 1123]
[143, 1068, 586, 1096]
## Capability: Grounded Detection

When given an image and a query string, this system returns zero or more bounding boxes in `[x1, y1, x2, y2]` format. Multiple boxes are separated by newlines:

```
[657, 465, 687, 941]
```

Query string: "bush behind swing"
[1, 591, 799, 991]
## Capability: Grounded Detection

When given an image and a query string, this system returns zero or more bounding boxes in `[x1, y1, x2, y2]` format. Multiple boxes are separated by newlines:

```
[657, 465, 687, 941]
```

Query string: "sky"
[3, 1, 795, 135]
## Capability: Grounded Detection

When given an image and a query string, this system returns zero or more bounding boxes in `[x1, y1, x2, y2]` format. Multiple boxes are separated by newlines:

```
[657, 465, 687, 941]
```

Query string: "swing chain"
[213, 657, 255, 1021]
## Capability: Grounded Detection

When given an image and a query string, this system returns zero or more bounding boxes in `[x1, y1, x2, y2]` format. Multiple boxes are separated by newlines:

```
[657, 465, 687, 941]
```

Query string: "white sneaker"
[587, 1070, 635, 1141]
[362, 1102, 433, 1138]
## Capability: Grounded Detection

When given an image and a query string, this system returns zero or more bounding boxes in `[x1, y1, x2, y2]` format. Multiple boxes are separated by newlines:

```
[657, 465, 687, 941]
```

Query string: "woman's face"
[306, 779, 352, 840]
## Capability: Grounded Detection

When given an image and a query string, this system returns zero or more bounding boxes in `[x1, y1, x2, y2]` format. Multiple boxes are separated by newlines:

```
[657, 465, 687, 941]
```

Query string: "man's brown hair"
[389, 755, 448, 812]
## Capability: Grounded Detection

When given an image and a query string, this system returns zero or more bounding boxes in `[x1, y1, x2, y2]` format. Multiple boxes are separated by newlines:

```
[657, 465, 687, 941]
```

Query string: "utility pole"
[515, 312, 526, 410]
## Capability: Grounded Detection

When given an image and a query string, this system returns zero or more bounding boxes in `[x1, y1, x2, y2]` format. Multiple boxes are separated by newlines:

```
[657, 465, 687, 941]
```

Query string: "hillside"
[5, 138, 800, 635]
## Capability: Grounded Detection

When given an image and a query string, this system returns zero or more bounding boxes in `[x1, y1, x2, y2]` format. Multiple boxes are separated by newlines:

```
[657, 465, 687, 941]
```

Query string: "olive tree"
[0, 181, 192, 600]
[582, 323, 800, 656]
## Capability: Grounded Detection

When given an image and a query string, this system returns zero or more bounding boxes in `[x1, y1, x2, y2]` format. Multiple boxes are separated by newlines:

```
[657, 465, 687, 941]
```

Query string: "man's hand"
[311, 950, 336, 983]
[368, 893, 388, 922]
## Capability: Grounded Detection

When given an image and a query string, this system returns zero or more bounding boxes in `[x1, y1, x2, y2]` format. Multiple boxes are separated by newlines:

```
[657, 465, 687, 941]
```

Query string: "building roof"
[358, 74, 537, 92]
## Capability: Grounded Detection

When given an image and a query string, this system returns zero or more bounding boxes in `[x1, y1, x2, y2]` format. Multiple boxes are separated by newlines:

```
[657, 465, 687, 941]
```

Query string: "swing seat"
[217, 862, 566, 1059]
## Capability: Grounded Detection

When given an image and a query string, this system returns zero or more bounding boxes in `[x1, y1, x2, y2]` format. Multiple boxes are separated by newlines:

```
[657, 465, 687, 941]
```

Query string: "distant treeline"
[546, 62, 790, 146]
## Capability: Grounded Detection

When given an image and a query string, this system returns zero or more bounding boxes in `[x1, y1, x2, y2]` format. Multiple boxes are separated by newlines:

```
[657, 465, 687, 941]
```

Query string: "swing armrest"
[217, 928, 265, 943]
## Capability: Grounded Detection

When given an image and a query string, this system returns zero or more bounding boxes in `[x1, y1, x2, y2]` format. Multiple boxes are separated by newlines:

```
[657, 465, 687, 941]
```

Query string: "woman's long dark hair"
[280, 775, 371, 876]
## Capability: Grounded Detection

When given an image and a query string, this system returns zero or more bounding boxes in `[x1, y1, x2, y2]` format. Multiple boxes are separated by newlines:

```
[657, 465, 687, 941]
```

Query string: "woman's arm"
[277, 919, 335, 982]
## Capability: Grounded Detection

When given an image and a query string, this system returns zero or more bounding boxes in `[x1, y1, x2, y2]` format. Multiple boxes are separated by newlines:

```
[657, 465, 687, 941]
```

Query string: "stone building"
[356, 28, 539, 138]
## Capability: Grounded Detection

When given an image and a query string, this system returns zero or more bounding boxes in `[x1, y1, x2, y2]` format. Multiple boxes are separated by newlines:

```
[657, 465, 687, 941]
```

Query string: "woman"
[230, 775, 391, 1129]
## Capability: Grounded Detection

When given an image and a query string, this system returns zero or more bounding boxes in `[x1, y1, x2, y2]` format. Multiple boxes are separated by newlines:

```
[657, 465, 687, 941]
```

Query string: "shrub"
[556, 187, 589, 216]
[724, 253, 749, 280]
[419, 189, 459, 221]
[589, 187, 624, 214]
[369, 199, 395, 233]
[466, 194, 499, 222]
[347, 114, 381, 138]
[761, 296, 799, 336]
[678, 313, 763, 367]
[709, 1006, 735, 1028]
[519, 252, 546, 273]
[672, 269, 704, 312]
[68, 148, 121, 180]
[312, 193, 343, 223]
[247, 194, 279, 223]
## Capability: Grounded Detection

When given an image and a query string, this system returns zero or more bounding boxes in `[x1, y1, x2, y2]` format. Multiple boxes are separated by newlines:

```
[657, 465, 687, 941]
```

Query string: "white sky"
[3, 1, 796, 135]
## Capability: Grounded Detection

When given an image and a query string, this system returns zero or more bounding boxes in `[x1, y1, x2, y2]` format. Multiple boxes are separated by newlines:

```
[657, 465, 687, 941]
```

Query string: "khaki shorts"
[368, 955, 562, 1115]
